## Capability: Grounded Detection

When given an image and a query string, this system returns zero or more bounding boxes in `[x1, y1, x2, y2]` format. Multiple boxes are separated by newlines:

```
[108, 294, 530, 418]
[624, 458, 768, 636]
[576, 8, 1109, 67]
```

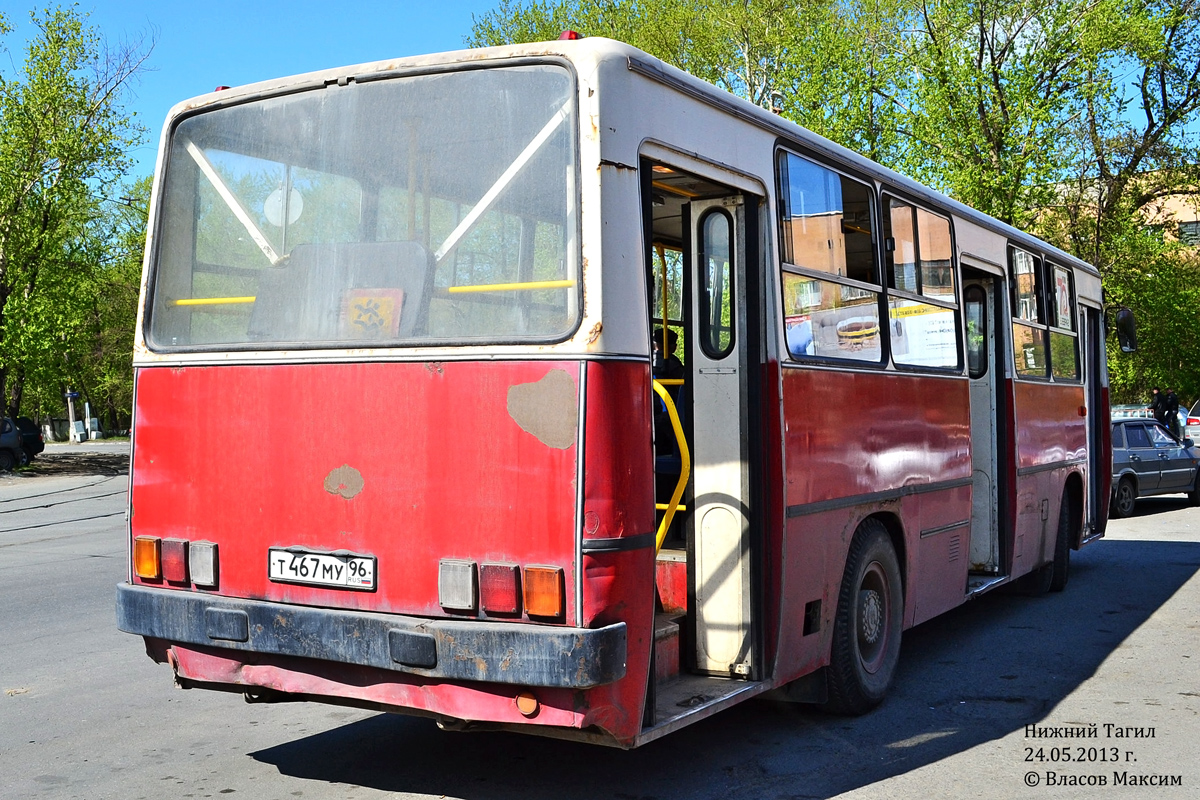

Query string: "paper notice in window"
[342, 289, 405, 339]
[1054, 267, 1072, 329]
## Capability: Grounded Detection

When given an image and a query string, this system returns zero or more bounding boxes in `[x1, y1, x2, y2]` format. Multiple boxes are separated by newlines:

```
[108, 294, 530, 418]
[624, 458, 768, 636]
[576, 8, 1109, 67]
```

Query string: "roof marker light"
[558, 30, 583, 40]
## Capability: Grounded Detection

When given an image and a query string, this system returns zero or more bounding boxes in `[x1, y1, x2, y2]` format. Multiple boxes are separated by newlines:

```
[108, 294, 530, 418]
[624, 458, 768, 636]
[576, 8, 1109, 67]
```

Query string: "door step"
[655, 548, 687, 614]
[654, 613, 683, 682]
[967, 574, 1008, 596]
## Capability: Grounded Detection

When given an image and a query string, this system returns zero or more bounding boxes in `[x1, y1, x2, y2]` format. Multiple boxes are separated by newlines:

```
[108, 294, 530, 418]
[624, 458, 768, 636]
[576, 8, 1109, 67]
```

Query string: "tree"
[468, 0, 910, 161]
[0, 6, 149, 420]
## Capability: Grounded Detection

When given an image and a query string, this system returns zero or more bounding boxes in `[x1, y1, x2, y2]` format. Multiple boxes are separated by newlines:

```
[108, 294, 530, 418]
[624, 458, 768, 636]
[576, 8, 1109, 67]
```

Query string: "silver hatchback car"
[1111, 419, 1200, 518]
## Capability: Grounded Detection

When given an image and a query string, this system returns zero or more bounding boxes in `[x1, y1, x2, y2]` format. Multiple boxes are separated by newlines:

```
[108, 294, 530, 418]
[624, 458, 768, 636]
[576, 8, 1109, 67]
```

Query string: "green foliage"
[469, 0, 911, 161]
[0, 6, 148, 423]
[1095, 210, 1200, 403]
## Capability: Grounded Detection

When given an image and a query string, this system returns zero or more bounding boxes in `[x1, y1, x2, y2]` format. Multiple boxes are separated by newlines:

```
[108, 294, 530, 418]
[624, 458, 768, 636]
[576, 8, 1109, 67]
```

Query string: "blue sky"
[4, 1, 503, 176]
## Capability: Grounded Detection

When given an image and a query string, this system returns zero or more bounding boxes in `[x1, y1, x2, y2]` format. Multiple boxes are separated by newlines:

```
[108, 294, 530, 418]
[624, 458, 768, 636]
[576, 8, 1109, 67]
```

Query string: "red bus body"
[118, 38, 1112, 748]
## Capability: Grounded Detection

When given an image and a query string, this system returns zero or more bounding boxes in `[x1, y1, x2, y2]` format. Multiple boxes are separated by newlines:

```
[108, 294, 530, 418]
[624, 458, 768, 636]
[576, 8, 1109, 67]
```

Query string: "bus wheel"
[824, 519, 902, 715]
[1049, 495, 1072, 593]
[1111, 478, 1136, 519]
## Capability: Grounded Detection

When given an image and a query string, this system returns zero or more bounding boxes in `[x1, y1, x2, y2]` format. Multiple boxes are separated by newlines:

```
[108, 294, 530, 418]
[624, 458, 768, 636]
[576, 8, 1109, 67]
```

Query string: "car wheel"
[1189, 483, 1200, 507]
[822, 518, 903, 715]
[17, 448, 28, 467]
[0, 449, 15, 472]
[21, 447, 33, 465]
[1049, 493, 1073, 593]
[1111, 477, 1136, 519]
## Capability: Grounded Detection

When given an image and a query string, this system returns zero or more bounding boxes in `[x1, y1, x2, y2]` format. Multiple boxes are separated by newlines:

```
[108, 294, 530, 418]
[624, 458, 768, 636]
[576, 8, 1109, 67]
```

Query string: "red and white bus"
[118, 36, 1111, 748]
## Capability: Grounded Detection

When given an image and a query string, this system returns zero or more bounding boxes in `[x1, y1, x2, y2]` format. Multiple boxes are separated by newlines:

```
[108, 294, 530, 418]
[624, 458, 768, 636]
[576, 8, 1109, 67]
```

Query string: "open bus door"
[643, 161, 763, 727]
[687, 195, 755, 678]
[963, 269, 1010, 592]
[1084, 306, 1110, 537]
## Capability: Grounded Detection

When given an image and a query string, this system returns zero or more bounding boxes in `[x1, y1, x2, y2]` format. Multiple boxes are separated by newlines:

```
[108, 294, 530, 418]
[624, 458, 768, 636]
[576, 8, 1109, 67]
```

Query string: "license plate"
[268, 548, 376, 591]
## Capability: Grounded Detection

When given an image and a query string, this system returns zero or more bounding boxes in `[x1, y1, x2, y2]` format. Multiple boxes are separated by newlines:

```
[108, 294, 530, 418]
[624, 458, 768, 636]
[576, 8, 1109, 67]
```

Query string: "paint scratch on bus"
[323, 465, 364, 499]
[507, 369, 577, 449]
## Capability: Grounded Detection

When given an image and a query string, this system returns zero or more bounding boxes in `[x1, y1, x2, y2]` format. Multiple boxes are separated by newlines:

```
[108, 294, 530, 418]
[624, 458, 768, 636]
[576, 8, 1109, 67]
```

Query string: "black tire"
[1111, 477, 1136, 519]
[1024, 557, 1055, 596]
[21, 446, 33, 465]
[1049, 494, 1072, 593]
[1189, 483, 1200, 507]
[823, 519, 903, 715]
[0, 449, 14, 472]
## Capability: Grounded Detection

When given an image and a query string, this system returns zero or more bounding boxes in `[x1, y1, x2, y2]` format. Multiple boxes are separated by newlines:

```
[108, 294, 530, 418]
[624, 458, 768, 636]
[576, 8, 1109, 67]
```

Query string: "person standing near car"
[1149, 387, 1168, 426]
[1166, 388, 1181, 437]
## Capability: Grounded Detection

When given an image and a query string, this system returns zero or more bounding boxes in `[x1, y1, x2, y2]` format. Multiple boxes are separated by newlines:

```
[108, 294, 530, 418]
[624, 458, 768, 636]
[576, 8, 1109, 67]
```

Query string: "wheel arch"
[1114, 469, 1138, 494]
[1063, 470, 1085, 550]
[863, 511, 907, 602]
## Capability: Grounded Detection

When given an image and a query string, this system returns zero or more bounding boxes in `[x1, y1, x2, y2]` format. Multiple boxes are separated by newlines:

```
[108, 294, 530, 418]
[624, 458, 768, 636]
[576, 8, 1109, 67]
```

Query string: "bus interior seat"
[248, 241, 431, 342]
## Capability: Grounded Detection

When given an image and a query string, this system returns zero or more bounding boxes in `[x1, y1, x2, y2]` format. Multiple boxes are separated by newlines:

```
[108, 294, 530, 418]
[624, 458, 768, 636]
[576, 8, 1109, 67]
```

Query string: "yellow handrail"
[173, 280, 578, 305]
[175, 296, 256, 306]
[447, 279, 575, 294]
[651, 379, 690, 553]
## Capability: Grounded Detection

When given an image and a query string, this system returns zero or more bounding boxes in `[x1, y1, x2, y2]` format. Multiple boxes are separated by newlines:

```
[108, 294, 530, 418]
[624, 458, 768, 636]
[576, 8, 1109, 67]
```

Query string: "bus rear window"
[147, 64, 579, 350]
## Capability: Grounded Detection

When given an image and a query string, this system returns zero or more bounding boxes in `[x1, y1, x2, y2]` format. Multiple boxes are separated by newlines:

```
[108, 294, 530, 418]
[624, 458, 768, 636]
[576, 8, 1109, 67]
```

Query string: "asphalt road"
[1, 447, 1198, 799]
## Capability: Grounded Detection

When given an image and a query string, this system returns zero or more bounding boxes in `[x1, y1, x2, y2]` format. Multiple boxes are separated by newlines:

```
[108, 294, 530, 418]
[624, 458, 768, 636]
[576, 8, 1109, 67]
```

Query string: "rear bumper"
[116, 583, 626, 689]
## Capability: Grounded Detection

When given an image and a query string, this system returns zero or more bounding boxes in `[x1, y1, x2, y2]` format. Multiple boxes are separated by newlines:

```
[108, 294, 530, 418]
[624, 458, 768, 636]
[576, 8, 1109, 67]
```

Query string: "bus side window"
[965, 285, 987, 379]
[777, 150, 882, 364]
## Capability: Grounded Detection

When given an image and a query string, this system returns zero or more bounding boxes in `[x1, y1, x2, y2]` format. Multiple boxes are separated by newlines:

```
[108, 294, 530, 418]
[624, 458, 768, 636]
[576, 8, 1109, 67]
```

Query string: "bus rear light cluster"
[523, 566, 565, 618]
[133, 536, 218, 588]
[479, 563, 521, 615]
[438, 559, 564, 620]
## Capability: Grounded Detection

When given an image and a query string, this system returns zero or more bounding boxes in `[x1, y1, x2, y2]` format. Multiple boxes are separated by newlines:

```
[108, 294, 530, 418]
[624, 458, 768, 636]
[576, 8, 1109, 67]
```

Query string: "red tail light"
[480, 563, 522, 615]
[161, 538, 189, 583]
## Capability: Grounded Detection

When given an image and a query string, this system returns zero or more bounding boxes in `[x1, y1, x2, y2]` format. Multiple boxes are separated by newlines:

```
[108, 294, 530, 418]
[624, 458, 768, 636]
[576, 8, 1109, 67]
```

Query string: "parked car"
[14, 417, 44, 463]
[0, 418, 24, 471]
[1185, 399, 1200, 442]
[1111, 418, 1200, 518]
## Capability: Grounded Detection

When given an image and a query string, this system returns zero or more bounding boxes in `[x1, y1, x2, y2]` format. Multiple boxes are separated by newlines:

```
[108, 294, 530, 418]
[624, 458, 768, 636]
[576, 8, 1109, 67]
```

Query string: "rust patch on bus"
[587, 321, 603, 344]
[323, 465, 364, 499]
[507, 369, 577, 450]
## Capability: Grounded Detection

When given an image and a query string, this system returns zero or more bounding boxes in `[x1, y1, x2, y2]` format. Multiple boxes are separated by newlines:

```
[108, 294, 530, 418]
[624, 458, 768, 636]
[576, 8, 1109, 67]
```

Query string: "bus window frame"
[141, 58, 586, 355]
[1009, 246, 1081, 384]
[1009, 245, 1050, 380]
[1046, 260, 1081, 383]
[879, 190, 962, 374]
[774, 145, 887, 368]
